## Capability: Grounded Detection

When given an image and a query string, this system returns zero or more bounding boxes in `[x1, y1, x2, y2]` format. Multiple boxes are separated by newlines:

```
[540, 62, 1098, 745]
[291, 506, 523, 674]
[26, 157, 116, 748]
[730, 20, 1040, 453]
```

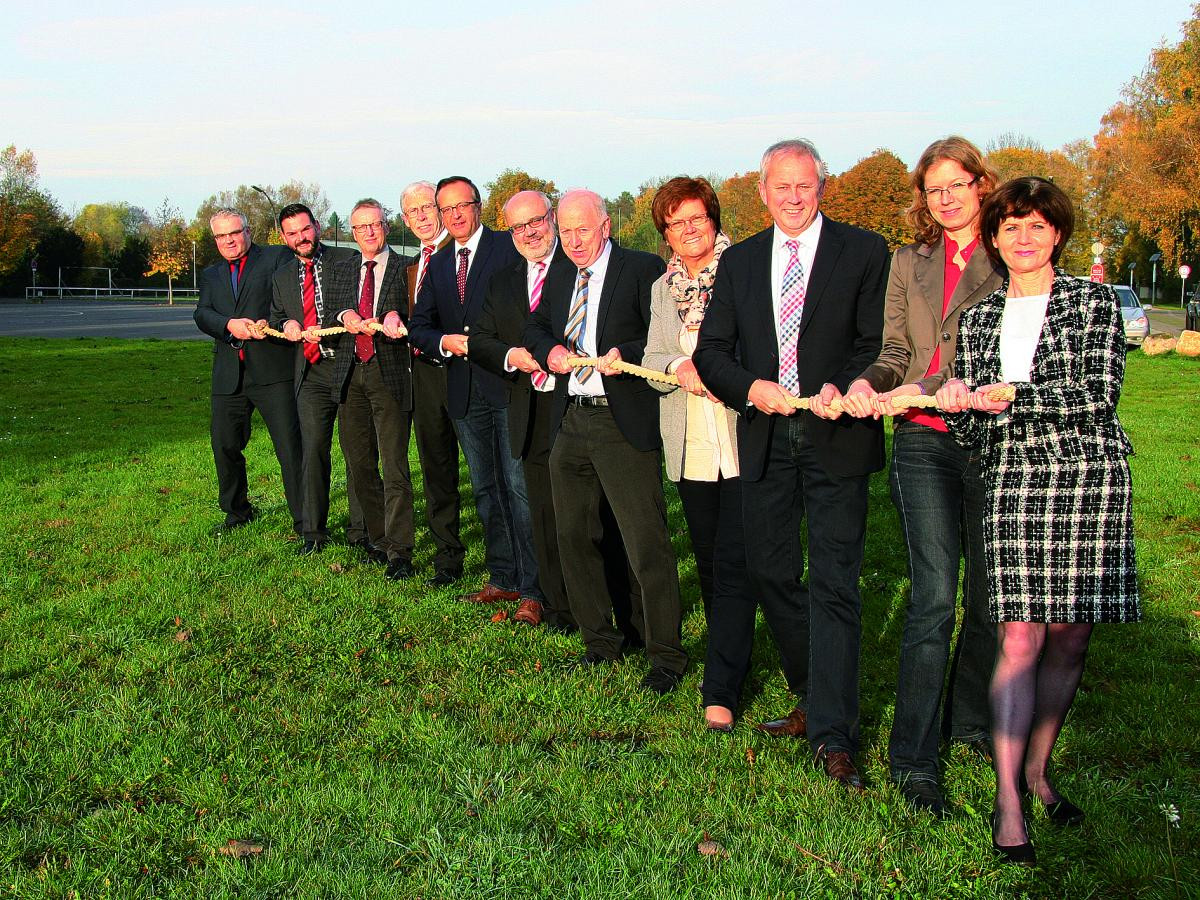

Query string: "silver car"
[1113, 285, 1149, 347]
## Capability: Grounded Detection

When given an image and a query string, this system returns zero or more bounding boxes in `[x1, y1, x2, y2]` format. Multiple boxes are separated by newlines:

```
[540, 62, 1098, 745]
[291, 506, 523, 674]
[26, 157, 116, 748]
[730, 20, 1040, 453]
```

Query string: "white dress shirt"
[769, 213, 823, 345]
[568, 239, 613, 397]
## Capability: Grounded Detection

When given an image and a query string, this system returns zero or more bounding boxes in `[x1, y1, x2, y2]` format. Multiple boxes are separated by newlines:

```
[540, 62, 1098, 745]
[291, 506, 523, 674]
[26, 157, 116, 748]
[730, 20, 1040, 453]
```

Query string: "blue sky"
[2, 0, 1193, 219]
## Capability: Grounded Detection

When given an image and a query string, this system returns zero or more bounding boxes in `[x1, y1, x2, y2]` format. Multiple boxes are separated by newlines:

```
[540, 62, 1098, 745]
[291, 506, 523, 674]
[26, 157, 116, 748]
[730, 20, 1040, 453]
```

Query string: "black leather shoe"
[954, 735, 994, 765]
[566, 651, 615, 672]
[899, 779, 948, 818]
[639, 666, 684, 696]
[296, 540, 326, 556]
[1021, 775, 1085, 826]
[362, 545, 389, 565]
[992, 811, 1037, 866]
[426, 569, 462, 588]
[385, 558, 416, 581]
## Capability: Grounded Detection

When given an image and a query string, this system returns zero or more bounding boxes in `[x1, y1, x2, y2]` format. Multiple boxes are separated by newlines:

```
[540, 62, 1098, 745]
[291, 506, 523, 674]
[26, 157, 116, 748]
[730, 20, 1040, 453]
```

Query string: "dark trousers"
[210, 372, 303, 531]
[412, 357, 464, 573]
[454, 382, 539, 599]
[523, 389, 573, 627]
[295, 360, 345, 542]
[550, 404, 686, 673]
[338, 360, 414, 560]
[887, 421, 994, 782]
[677, 475, 752, 710]
[741, 415, 869, 754]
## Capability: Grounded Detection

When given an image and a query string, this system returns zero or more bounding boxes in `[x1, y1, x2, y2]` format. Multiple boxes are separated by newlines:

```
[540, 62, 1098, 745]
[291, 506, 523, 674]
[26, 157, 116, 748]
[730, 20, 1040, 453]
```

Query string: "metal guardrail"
[24, 286, 200, 302]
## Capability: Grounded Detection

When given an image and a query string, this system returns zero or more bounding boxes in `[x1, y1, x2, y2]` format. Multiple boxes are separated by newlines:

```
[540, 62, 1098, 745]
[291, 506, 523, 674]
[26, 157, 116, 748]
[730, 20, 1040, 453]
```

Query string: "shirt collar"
[773, 212, 824, 250]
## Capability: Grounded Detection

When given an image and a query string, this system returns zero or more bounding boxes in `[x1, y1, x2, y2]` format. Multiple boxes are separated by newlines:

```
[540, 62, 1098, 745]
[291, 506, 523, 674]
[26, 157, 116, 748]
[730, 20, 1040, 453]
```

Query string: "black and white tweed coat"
[945, 271, 1139, 623]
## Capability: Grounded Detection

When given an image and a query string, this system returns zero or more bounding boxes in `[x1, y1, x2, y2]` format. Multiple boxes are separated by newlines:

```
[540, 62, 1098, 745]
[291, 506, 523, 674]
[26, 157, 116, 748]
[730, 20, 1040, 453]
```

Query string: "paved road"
[0, 299, 204, 340]
[0, 297, 1190, 342]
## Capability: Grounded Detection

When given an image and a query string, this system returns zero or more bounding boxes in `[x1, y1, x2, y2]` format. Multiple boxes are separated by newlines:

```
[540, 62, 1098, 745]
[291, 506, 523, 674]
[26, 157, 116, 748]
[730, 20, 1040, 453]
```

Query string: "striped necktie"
[566, 267, 593, 383]
[530, 261, 548, 389]
[778, 240, 805, 393]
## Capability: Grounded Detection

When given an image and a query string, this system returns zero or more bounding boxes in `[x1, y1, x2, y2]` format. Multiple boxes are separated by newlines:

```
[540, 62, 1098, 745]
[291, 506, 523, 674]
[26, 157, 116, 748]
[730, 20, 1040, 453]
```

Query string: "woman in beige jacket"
[643, 177, 750, 732]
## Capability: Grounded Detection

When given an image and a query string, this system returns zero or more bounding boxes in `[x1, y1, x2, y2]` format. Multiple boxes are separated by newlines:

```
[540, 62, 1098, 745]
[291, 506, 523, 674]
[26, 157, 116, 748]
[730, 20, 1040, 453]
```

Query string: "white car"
[1113, 285, 1149, 347]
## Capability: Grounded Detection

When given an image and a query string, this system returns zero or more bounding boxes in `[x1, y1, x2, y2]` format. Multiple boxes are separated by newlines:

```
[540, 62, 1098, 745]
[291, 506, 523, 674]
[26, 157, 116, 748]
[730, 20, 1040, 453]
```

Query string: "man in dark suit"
[409, 177, 539, 608]
[399, 181, 464, 587]
[469, 190, 571, 629]
[693, 139, 888, 788]
[193, 207, 301, 533]
[524, 189, 686, 694]
[267, 202, 365, 556]
[327, 198, 416, 581]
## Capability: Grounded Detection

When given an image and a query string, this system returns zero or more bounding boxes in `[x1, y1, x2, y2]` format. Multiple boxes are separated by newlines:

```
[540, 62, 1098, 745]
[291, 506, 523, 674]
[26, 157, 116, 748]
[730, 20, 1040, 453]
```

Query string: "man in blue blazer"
[193, 207, 301, 534]
[694, 140, 888, 788]
[408, 176, 540, 607]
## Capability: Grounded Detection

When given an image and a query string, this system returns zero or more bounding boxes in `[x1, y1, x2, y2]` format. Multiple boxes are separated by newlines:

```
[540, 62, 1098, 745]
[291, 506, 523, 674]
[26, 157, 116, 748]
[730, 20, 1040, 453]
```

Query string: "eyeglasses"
[212, 227, 247, 241]
[664, 214, 710, 234]
[438, 200, 478, 216]
[923, 178, 977, 201]
[350, 221, 386, 234]
[510, 213, 549, 235]
[403, 202, 437, 219]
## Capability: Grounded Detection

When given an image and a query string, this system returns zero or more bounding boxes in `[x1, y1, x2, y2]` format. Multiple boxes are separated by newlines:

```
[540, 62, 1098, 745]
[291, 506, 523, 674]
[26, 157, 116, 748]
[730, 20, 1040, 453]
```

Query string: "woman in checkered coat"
[937, 177, 1139, 866]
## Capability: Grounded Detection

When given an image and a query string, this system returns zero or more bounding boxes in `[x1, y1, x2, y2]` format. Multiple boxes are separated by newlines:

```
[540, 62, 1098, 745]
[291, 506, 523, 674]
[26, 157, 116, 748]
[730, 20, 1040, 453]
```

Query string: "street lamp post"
[1149, 252, 1162, 306]
[250, 184, 279, 241]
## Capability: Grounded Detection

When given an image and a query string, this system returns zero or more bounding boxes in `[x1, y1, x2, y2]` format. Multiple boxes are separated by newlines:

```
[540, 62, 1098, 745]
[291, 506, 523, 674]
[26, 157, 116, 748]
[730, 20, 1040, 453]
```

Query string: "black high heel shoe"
[991, 810, 1037, 866]
[1020, 774, 1085, 826]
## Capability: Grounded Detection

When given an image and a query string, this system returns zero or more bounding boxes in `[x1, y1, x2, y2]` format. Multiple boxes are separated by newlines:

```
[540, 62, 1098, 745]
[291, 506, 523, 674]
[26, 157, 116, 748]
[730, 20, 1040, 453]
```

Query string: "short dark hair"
[651, 177, 722, 236]
[278, 203, 315, 229]
[435, 176, 481, 205]
[979, 176, 1075, 269]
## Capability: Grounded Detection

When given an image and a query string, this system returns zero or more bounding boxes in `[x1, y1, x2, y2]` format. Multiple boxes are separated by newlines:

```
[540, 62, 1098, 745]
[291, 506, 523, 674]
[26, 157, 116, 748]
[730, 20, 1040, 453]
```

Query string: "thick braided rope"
[564, 357, 1016, 411]
[258, 321, 399, 340]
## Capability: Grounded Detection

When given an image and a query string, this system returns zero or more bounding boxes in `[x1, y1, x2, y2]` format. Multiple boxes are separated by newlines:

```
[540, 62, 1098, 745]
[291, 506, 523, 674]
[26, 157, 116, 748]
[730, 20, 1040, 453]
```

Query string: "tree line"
[3, 3, 1199, 300]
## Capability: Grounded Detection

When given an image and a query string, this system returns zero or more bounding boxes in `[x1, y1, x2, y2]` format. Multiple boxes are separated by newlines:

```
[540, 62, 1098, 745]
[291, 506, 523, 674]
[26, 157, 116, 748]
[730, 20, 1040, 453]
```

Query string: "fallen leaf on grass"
[697, 833, 729, 858]
[217, 839, 263, 859]
[490, 610, 508, 623]
[174, 630, 191, 643]
[328, 563, 345, 573]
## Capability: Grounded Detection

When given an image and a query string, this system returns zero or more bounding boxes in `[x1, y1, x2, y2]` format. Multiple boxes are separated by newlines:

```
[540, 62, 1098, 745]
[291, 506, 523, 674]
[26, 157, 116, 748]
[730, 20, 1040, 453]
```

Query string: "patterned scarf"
[666, 232, 732, 327]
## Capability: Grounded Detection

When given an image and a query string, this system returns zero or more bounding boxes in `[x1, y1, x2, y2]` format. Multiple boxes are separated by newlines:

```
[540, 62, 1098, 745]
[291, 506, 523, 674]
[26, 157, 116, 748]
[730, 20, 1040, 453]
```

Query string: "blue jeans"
[453, 382, 540, 599]
[888, 422, 994, 783]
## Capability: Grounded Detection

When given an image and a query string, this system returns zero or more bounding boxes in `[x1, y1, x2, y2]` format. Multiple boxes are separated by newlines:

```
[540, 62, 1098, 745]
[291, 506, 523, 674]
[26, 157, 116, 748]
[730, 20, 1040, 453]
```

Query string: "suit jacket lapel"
[799, 220, 844, 337]
[595, 242, 623, 339]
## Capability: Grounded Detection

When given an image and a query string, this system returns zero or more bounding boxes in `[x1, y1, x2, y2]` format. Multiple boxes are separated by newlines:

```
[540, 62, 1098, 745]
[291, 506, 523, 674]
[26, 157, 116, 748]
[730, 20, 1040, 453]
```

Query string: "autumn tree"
[1092, 2, 1200, 278]
[0, 144, 62, 290]
[146, 200, 192, 304]
[481, 170, 557, 230]
[987, 138, 1094, 274]
[821, 149, 911, 251]
[716, 171, 770, 243]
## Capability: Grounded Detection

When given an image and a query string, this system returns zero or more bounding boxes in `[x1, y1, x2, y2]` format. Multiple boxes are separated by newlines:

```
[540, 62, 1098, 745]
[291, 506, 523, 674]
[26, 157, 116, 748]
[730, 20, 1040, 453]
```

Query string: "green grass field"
[1, 339, 1197, 898]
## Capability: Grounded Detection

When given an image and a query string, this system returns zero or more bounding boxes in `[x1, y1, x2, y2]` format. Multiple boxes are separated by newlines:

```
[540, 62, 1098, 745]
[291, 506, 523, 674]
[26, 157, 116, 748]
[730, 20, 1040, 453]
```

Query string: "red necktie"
[456, 247, 469, 304]
[530, 261, 548, 389]
[356, 260, 376, 362]
[301, 259, 320, 365]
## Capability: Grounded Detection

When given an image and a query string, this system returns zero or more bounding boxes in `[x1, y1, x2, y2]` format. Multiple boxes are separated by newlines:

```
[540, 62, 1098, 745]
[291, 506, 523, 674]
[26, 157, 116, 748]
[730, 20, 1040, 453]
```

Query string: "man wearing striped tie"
[693, 140, 888, 789]
[524, 189, 687, 695]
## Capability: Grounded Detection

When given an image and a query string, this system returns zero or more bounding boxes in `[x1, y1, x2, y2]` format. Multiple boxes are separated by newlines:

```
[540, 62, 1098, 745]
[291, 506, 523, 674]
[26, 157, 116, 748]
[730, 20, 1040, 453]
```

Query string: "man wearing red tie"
[400, 181, 464, 587]
[268, 203, 360, 556]
[194, 207, 301, 534]
[329, 199, 416, 582]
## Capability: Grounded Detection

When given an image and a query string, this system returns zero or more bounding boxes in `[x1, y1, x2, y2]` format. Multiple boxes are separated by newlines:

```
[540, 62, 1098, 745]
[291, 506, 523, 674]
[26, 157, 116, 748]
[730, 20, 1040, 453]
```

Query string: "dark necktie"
[301, 259, 320, 365]
[356, 260, 377, 362]
[456, 247, 469, 304]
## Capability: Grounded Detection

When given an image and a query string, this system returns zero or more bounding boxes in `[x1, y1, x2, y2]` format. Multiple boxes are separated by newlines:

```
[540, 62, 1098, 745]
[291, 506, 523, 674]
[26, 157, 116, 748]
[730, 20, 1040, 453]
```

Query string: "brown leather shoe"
[458, 583, 521, 604]
[816, 746, 864, 791]
[513, 598, 544, 626]
[756, 706, 807, 737]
